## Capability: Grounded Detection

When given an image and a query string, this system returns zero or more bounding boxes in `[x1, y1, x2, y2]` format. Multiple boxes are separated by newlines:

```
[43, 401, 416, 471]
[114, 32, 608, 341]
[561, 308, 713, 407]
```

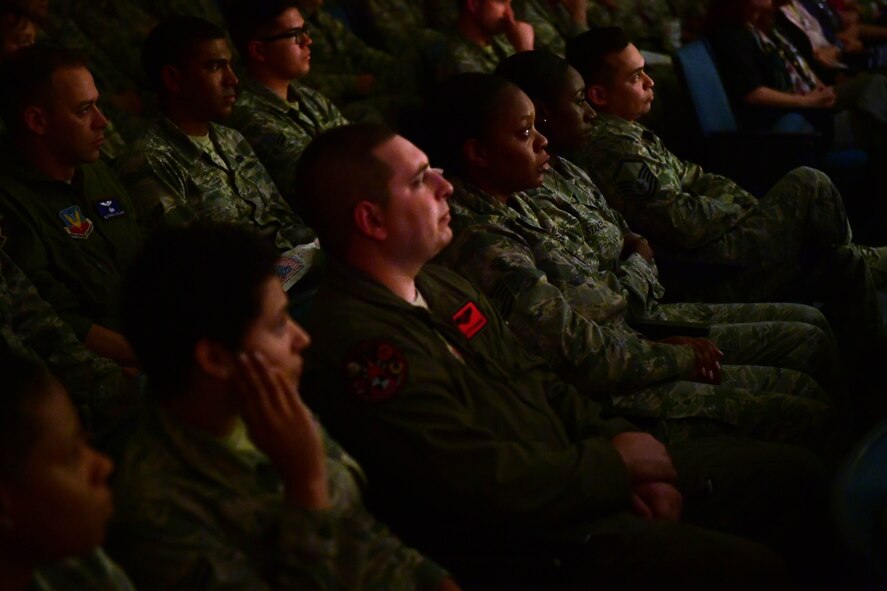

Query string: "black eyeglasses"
[260, 25, 311, 45]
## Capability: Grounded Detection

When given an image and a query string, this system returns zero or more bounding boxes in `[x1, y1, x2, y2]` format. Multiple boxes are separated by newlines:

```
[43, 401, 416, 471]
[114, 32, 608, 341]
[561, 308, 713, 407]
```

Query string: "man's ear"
[194, 339, 236, 380]
[160, 64, 183, 96]
[464, 138, 487, 170]
[22, 105, 47, 136]
[246, 40, 267, 63]
[353, 200, 387, 241]
[586, 84, 607, 109]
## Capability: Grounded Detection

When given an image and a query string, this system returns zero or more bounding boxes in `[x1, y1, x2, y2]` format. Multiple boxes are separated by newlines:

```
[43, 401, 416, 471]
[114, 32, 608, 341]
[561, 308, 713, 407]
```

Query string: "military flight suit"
[32, 549, 135, 591]
[578, 113, 885, 345]
[229, 78, 349, 203]
[303, 263, 827, 588]
[0, 251, 134, 433]
[0, 141, 141, 342]
[439, 174, 835, 444]
[436, 29, 516, 81]
[111, 405, 447, 590]
[117, 117, 316, 253]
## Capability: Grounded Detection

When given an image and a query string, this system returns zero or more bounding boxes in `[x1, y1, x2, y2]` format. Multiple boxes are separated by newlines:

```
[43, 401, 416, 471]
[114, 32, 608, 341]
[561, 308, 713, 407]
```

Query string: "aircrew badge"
[451, 300, 487, 340]
[344, 340, 407, 402]
[94, 198, 126, 220]
[614, 159, 659, 200]
[58, 205, 94, 239]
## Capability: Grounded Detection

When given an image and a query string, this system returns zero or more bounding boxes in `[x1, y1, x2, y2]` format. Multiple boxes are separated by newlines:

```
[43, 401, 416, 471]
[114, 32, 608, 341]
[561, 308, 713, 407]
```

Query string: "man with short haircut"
[118, 15, 318, 289]
[437, 0, 535, 81]
[297, 123, 832, 589]
[226, 0, 349, 203]
[0, 45, 141, 369]
[567, 26, 887, 354]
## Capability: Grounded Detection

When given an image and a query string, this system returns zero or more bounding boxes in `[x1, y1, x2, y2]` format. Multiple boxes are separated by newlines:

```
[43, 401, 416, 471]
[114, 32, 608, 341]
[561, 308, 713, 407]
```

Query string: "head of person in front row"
[566, 27, 656, 124]
[0, 45, 108, 181]
[227, 0, 312, 96]
[495, 49, 597, 156]
[142, 15, 239, 136]
[0, 2, 35, 59]
[293, 124, 454, 283]
[0, 350, 115, 591]
[423, 73, 549, 202]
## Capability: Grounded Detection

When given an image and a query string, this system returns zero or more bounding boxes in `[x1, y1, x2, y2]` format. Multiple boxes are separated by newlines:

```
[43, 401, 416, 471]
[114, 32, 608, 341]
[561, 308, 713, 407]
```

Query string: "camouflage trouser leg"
[611, 366, 833, 446]
[648, 302, 841, 394]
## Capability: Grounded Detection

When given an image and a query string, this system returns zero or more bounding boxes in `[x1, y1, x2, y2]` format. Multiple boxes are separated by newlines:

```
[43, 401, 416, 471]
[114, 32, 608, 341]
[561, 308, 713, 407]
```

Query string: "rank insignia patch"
[614, 159, 659, 200]
[451, 300, 487, 340]
[344, 341, 407, 402]
[58, 206, 94, 239]
[94, 198, 126, 220]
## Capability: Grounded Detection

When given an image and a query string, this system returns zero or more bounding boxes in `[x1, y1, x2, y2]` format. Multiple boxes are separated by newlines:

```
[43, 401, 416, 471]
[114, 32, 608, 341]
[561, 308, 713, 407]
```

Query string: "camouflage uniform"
[32, 549, 135, 591]
[303, 263, 827, 588]
[359, 0, 446, 55]
[117, 117, 316, 253]
[301, 7, 411, 105]
[516, 0, 588, 55]
[111, 405, 448, 590]
[437, 29, 516, 81]
[585, 0, 673, 50]
[0, 139, 142, 342]
[577, 113, 885, 345]
[438, 172, 835, 444]
[0, 251, 134, 433]
[229, 78, 349, 203]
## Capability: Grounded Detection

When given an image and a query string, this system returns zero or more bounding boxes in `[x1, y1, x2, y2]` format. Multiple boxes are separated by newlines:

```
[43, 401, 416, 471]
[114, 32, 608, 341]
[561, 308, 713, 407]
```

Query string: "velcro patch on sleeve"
[344, 340, 408, 402]
[451, 300, 488, 339]
[613, 159, 659, 200]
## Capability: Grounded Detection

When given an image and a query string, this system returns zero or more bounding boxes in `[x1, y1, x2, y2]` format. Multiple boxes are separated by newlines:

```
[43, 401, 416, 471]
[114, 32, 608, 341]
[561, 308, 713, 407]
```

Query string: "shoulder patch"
[344, 340, 407, 402]
[613, 159, 659, 200]
[58, 205, 94, 239]
[451, 300, 488, 340]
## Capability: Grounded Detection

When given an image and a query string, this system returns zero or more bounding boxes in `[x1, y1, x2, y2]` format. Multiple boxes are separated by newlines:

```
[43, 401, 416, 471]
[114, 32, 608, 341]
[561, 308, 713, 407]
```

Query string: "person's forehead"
[374, 135, 427, 178]
[561, 66, 585, 96]
[188, 37, 232, 63]
[50, 66, 97, 100]
[607, 43, 644, 76]
[274, 6, 305, 28]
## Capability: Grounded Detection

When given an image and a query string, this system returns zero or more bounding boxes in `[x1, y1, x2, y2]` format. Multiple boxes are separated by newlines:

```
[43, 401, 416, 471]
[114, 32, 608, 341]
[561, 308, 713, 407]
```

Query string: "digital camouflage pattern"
[111, 406, 447, 590]
[585, 0, 673, 49]
[117, 117, 316, 253]
[577, 114, 886, 343]
[359, 0, 447, 56]
[438, 172, 835, 444]
[516, 0, 588, 55]
[437, 30, 516, 80]
[32, 549, 135, 591]
[0, 250, 134, 433]
[229, 78, 349, 202]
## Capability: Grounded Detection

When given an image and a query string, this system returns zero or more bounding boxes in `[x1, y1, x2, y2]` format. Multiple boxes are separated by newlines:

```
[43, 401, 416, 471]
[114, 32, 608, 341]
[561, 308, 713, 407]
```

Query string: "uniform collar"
[241, 77, 306, 117]
[155, 116, 225, 167]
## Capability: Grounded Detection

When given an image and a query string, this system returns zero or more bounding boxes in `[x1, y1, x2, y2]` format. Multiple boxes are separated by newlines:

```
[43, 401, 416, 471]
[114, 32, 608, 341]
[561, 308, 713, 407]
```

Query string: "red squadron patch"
[344, 341, 407, 402]
[451, 301, 487, 340]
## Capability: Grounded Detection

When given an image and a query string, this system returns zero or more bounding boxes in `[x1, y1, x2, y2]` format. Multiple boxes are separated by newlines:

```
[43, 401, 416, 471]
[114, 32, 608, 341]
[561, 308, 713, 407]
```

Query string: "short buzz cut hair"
[122, 223, 279, 398]
[0, 44, 87, 134]
[566, 26, 630, 87]
[222, 0, 299, 58]
[291, 123, 396, 260]
[142, 15, 228, 91]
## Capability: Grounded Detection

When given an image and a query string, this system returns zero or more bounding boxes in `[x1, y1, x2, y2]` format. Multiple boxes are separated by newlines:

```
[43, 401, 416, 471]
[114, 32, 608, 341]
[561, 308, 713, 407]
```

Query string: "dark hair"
[122, 223, 279, 397]
[222, 0, 299, 58]
[0, 347, 53, 480]
[0, 2, 29, 40]
[142, 15, 228, 91]
[0, 44, 87, 134]
[495, 49, 571, 107]
[292, 123, 395, 259]
[704, 0, 771, 32]
[566, 26, 630, 86]
[421, 72, 515, 177]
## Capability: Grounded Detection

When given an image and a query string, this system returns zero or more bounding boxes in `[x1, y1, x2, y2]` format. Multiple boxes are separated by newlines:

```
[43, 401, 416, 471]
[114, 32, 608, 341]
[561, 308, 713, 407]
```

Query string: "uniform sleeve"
[579, 136, 751, 250]
[116, 149, 199, 232]
[439, 223, 696, 394]
[3, 252, 135, 430]
[304, 336, 633, 529]
[616, 252, 665, 318]
[0, 206, 94, 339]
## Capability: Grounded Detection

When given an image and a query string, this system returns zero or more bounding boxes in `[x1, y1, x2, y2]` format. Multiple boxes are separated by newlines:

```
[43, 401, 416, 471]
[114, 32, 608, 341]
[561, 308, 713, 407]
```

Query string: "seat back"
[674, 39, 738, 135]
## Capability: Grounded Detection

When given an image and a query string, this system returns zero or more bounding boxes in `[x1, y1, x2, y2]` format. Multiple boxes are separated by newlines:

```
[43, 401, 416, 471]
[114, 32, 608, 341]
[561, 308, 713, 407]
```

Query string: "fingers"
[634, 482, 683, 521]
[631, 492, 654, 520]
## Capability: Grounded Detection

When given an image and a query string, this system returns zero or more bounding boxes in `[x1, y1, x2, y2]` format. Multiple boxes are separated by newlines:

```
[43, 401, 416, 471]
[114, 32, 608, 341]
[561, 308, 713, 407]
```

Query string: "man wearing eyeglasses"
[117, 15, 318, 288]
[225, 1, 349, 206]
